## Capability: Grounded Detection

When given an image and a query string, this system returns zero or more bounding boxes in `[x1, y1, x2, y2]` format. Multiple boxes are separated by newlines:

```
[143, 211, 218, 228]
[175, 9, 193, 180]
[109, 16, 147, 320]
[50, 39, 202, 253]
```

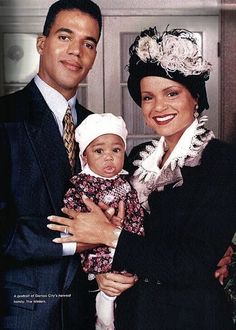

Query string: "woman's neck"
[159, 140, 175, 168]
[160, 149, 170, 168]
[163, 120, 195, 157]
[159, 119, 198, 168]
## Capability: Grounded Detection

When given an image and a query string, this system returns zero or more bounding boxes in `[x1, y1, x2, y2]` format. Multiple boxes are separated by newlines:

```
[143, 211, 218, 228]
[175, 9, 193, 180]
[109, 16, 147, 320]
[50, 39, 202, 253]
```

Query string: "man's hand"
[215, 245, 233, 285]
[47, 196, 117, 246]
[96, 272, 138, 297]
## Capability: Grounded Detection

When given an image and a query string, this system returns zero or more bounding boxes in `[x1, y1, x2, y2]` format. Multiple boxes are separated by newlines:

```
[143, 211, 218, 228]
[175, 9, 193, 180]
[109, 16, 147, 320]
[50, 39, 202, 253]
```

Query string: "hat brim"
[127, 62, 209, 112]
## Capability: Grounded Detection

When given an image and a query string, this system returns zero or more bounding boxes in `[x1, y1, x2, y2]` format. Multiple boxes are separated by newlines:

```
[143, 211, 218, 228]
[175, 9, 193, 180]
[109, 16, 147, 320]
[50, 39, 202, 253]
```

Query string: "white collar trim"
[80, 164, 128, 180]
[133, 116, 214, 183]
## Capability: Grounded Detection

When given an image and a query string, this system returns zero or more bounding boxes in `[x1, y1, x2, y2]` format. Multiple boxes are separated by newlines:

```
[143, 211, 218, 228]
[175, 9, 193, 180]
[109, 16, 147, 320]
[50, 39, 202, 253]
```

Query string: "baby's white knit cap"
[75, 113, 128, 159]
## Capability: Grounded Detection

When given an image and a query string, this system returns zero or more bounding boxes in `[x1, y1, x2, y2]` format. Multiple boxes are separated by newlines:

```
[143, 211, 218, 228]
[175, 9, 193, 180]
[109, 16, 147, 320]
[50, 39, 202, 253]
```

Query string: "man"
[0, 1, 102, 329]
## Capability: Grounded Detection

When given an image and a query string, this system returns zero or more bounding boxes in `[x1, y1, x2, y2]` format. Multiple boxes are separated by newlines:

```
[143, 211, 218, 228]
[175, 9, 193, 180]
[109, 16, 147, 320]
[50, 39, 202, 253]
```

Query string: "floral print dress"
[63, 173, 144, 273]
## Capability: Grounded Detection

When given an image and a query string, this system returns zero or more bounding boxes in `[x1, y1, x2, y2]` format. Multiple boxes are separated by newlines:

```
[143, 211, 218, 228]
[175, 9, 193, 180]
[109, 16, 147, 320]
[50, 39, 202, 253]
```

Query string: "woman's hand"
[98, 200, 125, 228]
[47, 195, 118, 246]
[96, 273, 138, 297]
[215, 245, 233, 285]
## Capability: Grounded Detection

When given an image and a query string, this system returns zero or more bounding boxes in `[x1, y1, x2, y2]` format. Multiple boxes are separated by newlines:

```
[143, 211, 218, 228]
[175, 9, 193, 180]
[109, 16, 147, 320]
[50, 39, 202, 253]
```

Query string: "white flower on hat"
[136, 36, 160, 62]
[135, 29, 212, 77]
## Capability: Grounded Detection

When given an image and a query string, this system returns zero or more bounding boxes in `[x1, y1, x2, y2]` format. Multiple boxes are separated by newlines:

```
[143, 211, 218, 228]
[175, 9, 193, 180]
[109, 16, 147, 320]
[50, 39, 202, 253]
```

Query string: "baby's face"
[83, 134, 125, 178]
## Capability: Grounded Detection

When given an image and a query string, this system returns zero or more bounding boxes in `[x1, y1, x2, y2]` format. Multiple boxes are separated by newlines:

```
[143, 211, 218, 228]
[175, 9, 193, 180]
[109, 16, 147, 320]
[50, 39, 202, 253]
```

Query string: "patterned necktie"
[63, 105, 76, 170]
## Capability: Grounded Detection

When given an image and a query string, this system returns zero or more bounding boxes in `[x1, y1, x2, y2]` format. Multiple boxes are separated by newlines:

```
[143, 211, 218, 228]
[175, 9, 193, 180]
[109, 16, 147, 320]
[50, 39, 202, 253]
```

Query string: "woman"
[48, 27, 236, 329]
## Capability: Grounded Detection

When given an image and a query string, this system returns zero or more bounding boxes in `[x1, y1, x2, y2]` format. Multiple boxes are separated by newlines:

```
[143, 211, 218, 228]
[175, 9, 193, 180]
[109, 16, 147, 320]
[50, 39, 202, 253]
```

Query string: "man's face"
[37, 9, 100, 99]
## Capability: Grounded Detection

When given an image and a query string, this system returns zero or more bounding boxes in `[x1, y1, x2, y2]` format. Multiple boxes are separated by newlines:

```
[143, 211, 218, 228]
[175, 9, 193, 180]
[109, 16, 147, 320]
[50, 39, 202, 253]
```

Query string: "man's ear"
[36, 35, 46, 55]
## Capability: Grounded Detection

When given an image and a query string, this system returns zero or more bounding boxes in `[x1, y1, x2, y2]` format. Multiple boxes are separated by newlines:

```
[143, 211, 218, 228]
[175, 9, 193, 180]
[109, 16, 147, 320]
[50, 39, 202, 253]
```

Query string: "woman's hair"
[43, 0, 102, 39]
[127, 27, 212, 113]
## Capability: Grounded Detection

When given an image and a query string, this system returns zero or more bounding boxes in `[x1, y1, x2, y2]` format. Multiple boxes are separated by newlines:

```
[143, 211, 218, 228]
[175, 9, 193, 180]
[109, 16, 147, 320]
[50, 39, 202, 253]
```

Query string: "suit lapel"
[24, 81, 72, 214]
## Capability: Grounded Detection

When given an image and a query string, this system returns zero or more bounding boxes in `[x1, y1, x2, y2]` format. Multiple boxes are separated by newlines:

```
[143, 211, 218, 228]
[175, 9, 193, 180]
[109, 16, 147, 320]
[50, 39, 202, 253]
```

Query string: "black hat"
[127, 27, 212, 113]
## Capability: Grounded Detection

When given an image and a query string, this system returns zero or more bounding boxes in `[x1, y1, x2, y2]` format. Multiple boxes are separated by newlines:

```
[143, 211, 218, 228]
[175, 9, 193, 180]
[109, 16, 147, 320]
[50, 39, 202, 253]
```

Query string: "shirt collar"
[34, 75, 77, 123]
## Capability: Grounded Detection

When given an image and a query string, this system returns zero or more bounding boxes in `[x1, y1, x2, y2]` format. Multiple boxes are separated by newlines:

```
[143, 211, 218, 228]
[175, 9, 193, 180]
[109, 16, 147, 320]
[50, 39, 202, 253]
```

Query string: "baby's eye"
[113, 148, 121, 153]
[94, 148, 103, 154]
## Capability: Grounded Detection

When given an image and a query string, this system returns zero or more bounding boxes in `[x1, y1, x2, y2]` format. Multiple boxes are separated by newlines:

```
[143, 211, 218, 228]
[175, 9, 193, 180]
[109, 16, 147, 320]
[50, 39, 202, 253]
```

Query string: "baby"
[63, 113, 144, 330]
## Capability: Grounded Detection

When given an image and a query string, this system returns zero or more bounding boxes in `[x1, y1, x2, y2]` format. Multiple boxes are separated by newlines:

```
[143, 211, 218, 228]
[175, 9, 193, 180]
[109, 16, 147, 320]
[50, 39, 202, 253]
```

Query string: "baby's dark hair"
[43, 0, 102, 38]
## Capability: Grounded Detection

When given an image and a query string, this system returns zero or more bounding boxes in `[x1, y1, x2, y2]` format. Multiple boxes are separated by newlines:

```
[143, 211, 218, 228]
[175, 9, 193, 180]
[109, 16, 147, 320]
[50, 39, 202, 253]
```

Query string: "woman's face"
[140, 76, 197, 148]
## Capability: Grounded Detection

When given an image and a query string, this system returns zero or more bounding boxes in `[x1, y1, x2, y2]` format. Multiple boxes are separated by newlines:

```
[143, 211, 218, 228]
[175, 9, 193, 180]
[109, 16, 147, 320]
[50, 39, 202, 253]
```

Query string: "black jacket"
[0, 80, 95, 330]
[114, 139, 236, 330]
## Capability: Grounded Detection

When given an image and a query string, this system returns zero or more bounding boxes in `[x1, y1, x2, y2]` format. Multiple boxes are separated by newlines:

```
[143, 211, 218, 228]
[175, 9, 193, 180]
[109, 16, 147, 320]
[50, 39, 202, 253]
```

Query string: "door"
[103, 16, 219, 153]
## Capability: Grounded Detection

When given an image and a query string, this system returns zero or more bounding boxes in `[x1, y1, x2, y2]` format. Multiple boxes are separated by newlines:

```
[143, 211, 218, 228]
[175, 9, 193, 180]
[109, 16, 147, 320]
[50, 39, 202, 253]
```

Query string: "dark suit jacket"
[114, 139, 236, 330]
[0, 80, 95, 330]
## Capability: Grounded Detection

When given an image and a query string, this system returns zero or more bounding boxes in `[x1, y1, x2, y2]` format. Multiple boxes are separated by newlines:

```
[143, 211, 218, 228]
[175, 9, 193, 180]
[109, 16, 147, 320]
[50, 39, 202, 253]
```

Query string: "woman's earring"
[194, 104, 199, 118]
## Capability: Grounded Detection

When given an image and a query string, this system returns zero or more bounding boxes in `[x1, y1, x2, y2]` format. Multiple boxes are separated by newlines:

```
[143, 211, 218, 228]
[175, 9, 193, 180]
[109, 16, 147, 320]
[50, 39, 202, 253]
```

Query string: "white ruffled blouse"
[130, 116, 215, 211]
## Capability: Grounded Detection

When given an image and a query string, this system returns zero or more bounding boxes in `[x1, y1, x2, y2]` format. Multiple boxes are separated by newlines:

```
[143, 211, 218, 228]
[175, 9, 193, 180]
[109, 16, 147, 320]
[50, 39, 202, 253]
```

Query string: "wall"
[0, 0, 220, 16]
[220, 0, 236, 142]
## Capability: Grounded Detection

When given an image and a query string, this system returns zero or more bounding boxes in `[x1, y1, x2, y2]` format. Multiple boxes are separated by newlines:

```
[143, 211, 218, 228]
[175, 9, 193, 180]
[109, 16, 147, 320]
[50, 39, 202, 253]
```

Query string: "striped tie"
[63, 105, 75, 170]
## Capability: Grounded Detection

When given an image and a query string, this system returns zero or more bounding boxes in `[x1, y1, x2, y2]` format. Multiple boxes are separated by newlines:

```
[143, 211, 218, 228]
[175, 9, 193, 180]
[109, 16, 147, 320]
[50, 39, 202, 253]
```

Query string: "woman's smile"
[152, 114, 176, 125]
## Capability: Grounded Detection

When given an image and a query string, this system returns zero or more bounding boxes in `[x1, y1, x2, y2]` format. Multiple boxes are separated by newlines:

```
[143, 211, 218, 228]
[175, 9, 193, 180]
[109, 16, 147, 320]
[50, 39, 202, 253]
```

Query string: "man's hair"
[43, 0, 102, 38]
